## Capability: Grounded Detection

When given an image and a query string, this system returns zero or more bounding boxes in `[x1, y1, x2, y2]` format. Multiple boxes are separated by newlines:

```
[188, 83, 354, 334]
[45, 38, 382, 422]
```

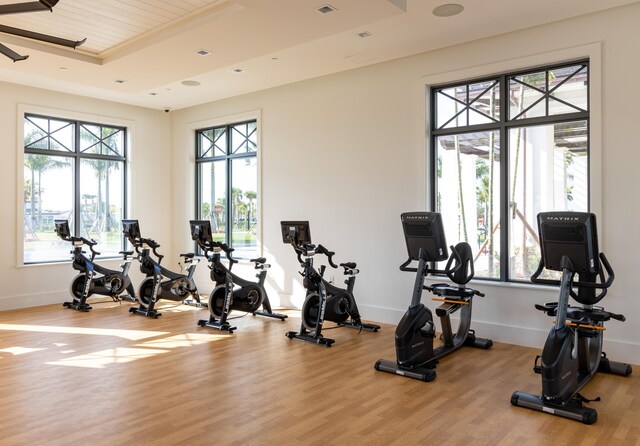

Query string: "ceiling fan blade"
[0, 24, 85, 48]
[0, 1, 59, 15]
[0, 42, 28, 62]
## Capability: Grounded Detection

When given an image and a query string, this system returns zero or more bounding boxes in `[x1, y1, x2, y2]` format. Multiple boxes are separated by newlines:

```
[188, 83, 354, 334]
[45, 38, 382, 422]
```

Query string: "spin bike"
[281, 221, 380, 347]
[190, 220, 287, 332]
[122, 220, 204, 318]
[511, 212, 631, 424]
[374, 212, 492, 381]
[55, 219, 136, 311]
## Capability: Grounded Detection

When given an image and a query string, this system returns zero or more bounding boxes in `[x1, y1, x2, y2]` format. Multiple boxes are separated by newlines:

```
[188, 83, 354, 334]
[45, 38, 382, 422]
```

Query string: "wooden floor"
[0, 300, 638, 446]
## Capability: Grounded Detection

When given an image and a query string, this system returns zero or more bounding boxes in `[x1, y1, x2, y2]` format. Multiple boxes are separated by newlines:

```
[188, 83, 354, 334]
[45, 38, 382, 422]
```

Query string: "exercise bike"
[55, 219, 136, 311]
[511, 212, 631, 424]
[122, 220, 204, 318]
[281, 221, 380, 347]
[374, 212, 492, 381]
[190, 220, 287, 332]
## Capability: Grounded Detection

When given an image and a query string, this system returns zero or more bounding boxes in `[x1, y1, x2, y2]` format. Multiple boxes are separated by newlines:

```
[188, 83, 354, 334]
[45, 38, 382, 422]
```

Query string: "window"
[23, 114, 127, 264]
[430, 61, 589, 281]
[195, 120, 258, 258]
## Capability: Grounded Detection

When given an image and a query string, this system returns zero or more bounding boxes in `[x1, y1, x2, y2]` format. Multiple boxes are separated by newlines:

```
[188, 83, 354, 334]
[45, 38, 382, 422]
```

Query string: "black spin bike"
[122, 220, 204, 318]
[281, 221, 379, 347]
[55, 219, 136, 311]
[190, 220, 287, 333]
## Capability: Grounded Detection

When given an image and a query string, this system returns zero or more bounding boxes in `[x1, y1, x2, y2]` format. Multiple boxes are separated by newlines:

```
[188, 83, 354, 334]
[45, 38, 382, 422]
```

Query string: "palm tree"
[231, 187, 244, 230]
[24, 154, 69, 230]
[80, 126, 122, 233]
[244, 190, 256, 231]
[83, 158, 118, 232]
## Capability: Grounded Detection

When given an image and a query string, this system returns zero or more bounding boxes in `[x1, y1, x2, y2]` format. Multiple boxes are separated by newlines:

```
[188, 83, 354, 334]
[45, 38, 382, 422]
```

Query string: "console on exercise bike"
[511, 212, 631, 424]
[190, 220, 287, 333]
[374, 212, 491, 381]
[122, 219, 203, 318]
[55, 219, 136, 311]
[281, 220, 380, 347]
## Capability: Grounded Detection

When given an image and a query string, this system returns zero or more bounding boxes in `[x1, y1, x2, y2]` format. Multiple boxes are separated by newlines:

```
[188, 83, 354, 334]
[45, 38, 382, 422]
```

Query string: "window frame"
[194, 119, 259, 257]
[21, 112, 128, 265]
[429, 59, 590, 283]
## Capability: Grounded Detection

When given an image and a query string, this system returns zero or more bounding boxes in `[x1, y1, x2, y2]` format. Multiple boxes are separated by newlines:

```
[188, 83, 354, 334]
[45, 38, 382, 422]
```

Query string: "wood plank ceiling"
[0, 0, 224, 54]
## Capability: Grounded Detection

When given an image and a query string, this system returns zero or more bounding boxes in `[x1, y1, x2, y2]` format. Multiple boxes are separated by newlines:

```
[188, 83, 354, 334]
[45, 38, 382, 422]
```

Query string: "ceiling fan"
[0, 0, 86, 62]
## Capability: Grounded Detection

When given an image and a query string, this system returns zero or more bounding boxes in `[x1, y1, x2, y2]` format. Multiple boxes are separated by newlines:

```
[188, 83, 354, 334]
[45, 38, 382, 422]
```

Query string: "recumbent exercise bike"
[122, 220, 204, 318]
[375, 212, 492, 381]
[511, 211, 632, 424]
[281, 221, 380, 347]
[55, 219, 136, 311]
[190, 220, 287, 333]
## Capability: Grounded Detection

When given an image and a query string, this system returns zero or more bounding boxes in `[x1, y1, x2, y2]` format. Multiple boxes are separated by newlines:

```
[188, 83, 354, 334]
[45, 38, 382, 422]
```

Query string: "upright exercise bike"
[511, 212, 631, 424]
[281, 221, 380, 347]
[122, 220, 203, 318]
[190, 220, 287, 332]
[55, 219, 136, 311]
[375, 212, 492, 381]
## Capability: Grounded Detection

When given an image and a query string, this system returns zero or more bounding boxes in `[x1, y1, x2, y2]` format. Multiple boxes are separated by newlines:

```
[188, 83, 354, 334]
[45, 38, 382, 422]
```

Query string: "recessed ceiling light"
[196, 49, 212, 56]
[432, 4, 464, 17]
[317, 4, 336, 14]
[114, 79, 126, 84]
[358, 31, 372, 38]
[232, 68, 244, 73]
[181, 80, 201, 87]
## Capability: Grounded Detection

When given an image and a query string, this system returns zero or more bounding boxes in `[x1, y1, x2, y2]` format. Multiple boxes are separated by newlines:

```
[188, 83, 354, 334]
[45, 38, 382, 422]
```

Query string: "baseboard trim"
[0, 290, 67, 311]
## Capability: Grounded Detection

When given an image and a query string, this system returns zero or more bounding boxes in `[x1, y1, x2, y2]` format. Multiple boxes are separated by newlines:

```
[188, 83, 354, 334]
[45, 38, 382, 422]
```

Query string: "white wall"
[172, 3, 640, 363]
[0, 82, 172, 310]
[1, 4, 637, 364]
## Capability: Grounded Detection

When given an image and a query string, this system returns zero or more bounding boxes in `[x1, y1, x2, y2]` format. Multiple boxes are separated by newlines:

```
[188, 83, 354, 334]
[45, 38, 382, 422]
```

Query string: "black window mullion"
[500, 74, 509, 282]
[194, 134, 201, 254]
[432, 122, 501, 137]
[226, 151, 232, 248]
[74, 122, 81, 238]
[430, 87, 437, 211]
[122, 128, 128, 249]
[545, 69, 550, 116]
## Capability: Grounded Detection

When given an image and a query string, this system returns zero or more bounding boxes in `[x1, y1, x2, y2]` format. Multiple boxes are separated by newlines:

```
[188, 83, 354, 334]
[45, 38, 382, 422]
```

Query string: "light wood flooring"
[0, 300, 638, 445]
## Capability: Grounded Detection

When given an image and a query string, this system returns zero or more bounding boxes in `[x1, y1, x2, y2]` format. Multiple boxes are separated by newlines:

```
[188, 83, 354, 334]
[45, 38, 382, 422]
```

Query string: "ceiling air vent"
[317, 4, 336, 14]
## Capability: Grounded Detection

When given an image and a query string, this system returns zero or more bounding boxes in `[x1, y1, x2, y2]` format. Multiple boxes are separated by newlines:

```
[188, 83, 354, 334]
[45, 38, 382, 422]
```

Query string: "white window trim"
[185, 109, 263, 259]
[16, 103, 134, 267]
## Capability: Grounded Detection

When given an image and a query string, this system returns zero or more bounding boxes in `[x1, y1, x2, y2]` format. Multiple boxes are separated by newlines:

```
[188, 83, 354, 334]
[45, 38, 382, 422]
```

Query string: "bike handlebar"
[531, 253, 614, 292]
[287, 240, 339, 269]
[195, 239, 238, 265]
[399, 244, 462, 276]
[66, 236, 100, 258]
[315, 244, 338, 268]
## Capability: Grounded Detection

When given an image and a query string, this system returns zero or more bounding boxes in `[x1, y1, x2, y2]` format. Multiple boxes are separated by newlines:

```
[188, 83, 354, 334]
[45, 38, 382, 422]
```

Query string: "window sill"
[18, 256, 124, 268]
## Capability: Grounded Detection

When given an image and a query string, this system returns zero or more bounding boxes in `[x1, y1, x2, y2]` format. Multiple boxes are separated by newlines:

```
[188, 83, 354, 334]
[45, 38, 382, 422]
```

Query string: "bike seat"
[428, 283, 483, 299]
[119, 250, 134, 256]
[566, 307, 619, 323]
[534, 302, 558, 316]
[250, 257, 267, 264]
[340, 262, 357, 269]
[180, 253, 195, 258]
